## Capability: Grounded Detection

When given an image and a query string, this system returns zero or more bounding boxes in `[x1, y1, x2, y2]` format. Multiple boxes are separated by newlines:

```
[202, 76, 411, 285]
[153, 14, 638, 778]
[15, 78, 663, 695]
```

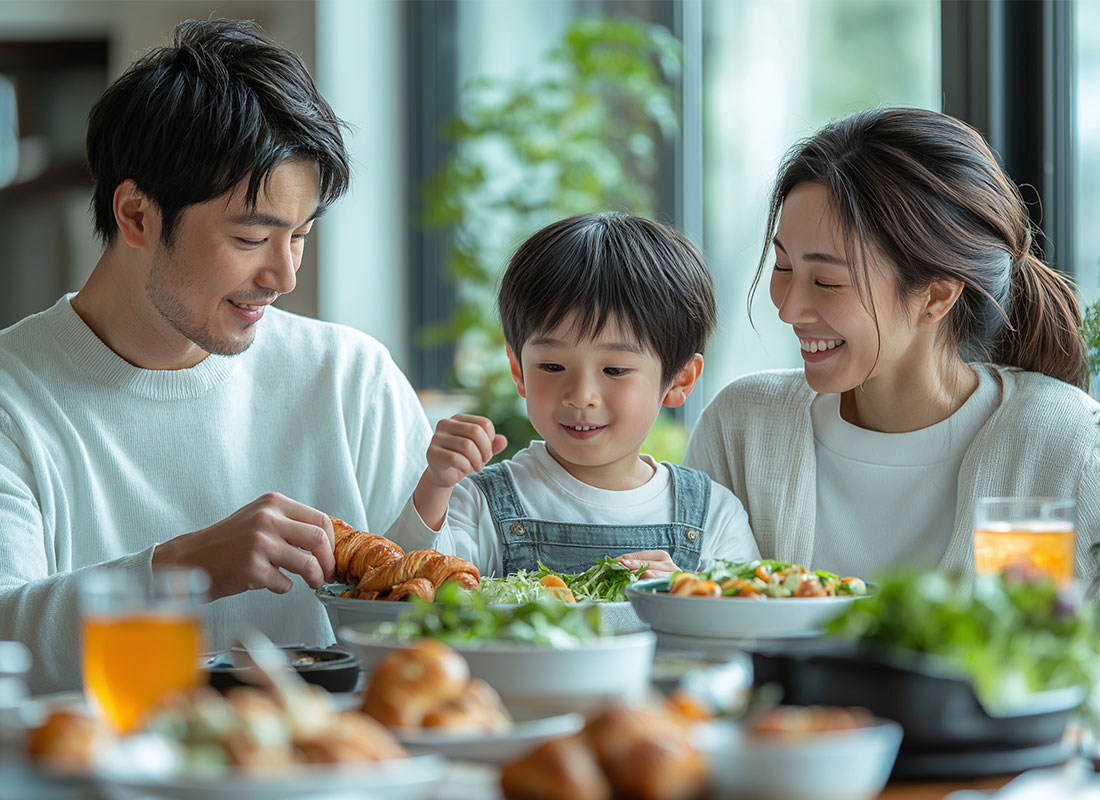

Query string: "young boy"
[385, 212, 759, 577]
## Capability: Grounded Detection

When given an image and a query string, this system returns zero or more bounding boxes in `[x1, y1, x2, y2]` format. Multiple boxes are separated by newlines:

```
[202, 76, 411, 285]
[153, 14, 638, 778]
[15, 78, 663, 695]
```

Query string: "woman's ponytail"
[992, 253, 1087, 390]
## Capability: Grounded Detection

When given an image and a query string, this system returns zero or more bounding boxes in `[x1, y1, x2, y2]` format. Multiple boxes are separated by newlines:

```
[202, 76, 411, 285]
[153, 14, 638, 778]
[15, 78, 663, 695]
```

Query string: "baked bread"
[330, 516, 405, 585]
[26, 708, 112, 772]
[355, 549, 480, 597]
[360, 640, 471, 728]
[500, 734, 611, 800]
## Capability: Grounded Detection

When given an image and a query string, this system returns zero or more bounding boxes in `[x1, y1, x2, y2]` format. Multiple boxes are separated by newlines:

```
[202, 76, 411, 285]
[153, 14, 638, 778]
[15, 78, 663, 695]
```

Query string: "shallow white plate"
[95, 738, 446, 800]
[396, 711, 584, 763]
[627, 578, 864, 639]
[339, 626, 656, 714]
[315, 585, 437, 632]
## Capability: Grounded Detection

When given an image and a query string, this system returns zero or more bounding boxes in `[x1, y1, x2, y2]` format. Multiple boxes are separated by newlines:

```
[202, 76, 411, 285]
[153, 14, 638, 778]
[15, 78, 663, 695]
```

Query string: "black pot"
[750, 642, 1083, 752]
[203, 645, 361, 694]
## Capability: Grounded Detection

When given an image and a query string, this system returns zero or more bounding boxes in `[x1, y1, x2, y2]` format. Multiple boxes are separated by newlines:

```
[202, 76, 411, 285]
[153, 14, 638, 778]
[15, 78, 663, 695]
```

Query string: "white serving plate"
[395, 711, 584, 764]
[95, 736, 446, 800]
[693, 717, 903, 800]
[316, 584, 440, 632]
[339, 626, 657, 714]
[626, 578, 864, 639]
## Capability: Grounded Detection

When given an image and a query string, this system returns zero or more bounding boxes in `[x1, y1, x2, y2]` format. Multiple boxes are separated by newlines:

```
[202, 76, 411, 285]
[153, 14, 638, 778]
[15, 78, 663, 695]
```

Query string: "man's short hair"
[86, 18, 349, 244]
[498, 212, 717, 386]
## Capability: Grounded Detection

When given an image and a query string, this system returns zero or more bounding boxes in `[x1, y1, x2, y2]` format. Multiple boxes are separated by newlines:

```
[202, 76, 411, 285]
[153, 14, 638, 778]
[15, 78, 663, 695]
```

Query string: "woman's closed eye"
[773, 264, 842, 289]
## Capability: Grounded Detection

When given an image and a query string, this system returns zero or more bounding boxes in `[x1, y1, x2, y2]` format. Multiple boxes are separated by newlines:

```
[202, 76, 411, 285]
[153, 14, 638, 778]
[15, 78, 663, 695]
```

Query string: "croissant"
[355, 549, 480, 596]
[384, 578, 435, 602]
[329, 517, 405, 585]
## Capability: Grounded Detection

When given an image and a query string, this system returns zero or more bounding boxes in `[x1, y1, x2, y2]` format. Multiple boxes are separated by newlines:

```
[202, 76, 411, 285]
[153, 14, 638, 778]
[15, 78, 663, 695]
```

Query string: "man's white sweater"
[0, 296, 430, 692]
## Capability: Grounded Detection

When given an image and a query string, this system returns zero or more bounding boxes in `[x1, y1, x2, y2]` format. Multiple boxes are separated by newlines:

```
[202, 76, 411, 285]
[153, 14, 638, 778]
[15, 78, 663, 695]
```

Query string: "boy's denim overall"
[468, 462, 710, 574]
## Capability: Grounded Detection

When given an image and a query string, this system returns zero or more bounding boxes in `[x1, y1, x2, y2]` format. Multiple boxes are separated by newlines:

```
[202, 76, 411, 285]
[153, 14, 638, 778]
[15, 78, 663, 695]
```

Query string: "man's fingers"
[265, 539, 326, 590]
[279, 519, 336, 583]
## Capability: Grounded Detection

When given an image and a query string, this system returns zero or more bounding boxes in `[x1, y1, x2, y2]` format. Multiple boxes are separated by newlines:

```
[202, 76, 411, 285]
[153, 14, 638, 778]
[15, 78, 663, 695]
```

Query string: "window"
[697, 0, 941, 409]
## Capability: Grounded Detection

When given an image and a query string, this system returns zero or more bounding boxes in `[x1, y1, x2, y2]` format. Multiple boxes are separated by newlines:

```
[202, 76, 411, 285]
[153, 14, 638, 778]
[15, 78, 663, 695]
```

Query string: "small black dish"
[203, 645, 361, 694]
[750, 642, 1083, 753]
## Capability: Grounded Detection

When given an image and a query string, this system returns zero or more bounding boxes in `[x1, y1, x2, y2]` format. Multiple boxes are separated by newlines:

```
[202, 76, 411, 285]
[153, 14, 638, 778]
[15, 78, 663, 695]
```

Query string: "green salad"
[479, 556, 647, 604]
[377, 581, 604, 646]
[675, 558, 869, 598]
[825, 570, 1100, 711]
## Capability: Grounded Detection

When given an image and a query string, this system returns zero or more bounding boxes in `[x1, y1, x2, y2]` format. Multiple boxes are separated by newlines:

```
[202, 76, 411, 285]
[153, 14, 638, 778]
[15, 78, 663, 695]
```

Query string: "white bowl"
[693, 717, 903, 800]
[627, 578, 862, 639]
[338, 626, 656, 714]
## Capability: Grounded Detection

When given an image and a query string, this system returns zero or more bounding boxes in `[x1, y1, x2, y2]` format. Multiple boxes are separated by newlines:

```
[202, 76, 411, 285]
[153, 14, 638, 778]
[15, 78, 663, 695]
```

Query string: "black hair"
[751, 106, 1086, 389]
[86, 18, 349, 244]
[498, 212, 717, 386]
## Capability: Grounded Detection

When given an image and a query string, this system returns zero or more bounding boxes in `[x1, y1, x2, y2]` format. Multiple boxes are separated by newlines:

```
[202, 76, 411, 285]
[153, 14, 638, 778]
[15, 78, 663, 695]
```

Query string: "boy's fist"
[424, 413, 508, 489]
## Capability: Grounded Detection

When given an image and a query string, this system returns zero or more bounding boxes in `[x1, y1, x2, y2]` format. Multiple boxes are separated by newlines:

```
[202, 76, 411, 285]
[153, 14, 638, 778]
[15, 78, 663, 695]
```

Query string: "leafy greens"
[825, 570, 1100, 711]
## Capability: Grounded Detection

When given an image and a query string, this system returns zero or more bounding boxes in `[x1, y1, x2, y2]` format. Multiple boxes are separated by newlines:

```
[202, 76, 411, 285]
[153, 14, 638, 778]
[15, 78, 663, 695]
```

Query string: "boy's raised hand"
[413, 413, 507, 531]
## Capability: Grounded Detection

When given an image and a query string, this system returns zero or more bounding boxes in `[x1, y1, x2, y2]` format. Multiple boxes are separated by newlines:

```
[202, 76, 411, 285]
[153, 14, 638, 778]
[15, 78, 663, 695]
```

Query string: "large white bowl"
[338, 625, 656, 714]
[626, 578, 862, 639]
[693, 717, 903, 800]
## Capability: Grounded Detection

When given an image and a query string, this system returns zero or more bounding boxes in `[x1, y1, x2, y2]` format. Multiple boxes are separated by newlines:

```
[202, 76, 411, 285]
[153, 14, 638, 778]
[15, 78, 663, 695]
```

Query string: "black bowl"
[203, 646, 361, 694]
[750, 641, 1083, 752]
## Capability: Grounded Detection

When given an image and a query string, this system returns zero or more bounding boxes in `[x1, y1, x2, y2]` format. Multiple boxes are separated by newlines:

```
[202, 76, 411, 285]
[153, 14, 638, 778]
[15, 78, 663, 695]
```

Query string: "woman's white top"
[810, 367, 999, 576]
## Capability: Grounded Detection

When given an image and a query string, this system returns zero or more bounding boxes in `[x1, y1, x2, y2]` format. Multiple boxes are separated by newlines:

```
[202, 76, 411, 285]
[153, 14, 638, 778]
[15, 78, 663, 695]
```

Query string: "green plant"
[419, 17, 683, 460]
[1084, 295, 1100, 386]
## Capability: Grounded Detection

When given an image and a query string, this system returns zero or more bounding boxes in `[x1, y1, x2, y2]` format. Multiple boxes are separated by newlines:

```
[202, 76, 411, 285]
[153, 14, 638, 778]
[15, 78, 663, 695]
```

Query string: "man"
[0, 18, 431, 692]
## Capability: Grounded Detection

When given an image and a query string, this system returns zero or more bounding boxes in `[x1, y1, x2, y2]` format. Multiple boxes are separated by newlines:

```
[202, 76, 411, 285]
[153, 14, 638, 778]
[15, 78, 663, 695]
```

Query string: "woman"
[684, 107, 1100, 578]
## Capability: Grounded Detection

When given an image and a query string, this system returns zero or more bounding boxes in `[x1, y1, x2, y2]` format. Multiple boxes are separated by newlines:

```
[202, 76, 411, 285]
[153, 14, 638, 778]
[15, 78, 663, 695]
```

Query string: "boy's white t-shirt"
[810, 366, 1000, 577]
[385, 440, 759, 576]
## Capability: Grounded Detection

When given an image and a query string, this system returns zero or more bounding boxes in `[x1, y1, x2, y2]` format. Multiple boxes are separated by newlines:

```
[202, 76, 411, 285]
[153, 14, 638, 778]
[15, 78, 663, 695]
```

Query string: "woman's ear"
[506, 345, 526, 399]
[921, 277, 965, 323]
[662, 354, 703, 408]
[113, 179, 158, 249]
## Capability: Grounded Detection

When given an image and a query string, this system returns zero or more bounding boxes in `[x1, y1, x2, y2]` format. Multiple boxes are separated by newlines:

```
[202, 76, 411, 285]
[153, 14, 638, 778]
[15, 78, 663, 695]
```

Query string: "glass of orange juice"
[973, 497, 1076, 584]
[79, 566, 209, 733]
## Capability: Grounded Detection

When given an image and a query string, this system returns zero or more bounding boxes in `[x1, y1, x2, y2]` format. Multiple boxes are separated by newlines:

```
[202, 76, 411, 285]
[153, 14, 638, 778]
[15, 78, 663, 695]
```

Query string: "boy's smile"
[508, 314, 686, 491]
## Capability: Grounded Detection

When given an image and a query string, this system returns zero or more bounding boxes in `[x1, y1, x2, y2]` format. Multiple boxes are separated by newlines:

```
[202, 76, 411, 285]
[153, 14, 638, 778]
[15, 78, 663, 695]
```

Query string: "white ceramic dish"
[626, 577, 863, 639]
[396, 711, 584, 763]
[693, 717, 903, 800]
[339, 626, 657, 714]
[95, 737, 446, 800]
[316, 584, 438, 632]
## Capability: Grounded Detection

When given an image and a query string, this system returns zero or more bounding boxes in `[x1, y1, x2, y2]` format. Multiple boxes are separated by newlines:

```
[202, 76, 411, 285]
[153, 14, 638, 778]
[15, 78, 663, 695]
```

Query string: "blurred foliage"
[419, 17, 684, 460]
[1084, 294, 1100, 387]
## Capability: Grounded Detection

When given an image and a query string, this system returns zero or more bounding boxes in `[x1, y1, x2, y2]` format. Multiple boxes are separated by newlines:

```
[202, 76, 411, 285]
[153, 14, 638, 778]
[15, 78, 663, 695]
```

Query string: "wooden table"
[878, 774, 1014, 799]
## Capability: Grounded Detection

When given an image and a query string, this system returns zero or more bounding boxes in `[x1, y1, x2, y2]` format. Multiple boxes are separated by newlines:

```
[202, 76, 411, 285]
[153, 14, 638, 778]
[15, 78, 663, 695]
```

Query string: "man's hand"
[414, 414, 507, 530]
[152, 493, 335, 600]
[617, 549, 680, 579]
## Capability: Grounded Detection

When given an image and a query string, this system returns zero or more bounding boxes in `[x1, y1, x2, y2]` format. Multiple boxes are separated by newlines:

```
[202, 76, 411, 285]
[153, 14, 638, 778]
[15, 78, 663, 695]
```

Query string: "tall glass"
[973, 497, 1076, 584]
[79, 567, 208, 733]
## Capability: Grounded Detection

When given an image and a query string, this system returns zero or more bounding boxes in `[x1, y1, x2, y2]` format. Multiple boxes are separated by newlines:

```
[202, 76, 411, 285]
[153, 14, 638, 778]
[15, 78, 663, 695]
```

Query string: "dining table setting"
[4, 501, 1100, 800]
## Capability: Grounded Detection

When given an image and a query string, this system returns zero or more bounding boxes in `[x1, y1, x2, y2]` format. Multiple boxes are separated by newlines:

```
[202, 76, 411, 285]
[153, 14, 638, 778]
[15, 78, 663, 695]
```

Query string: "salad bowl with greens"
[337, 583, 656, 713]
[626, 559, 871, 640]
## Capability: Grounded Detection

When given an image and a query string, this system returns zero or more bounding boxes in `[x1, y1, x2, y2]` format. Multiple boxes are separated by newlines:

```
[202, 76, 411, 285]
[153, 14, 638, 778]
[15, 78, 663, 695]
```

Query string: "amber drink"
[80, 567, 208, 732]
[973, 498, 1075, 584]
